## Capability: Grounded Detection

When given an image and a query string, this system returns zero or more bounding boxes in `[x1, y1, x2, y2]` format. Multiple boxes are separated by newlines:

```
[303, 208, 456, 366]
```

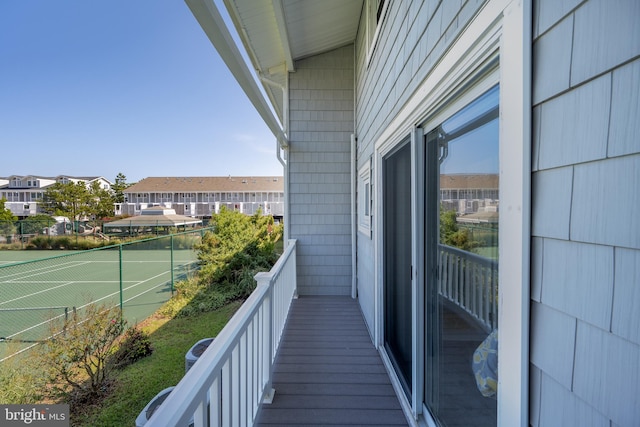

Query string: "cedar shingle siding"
[288, 46, 355, 296]
[530, 0, 640, 425]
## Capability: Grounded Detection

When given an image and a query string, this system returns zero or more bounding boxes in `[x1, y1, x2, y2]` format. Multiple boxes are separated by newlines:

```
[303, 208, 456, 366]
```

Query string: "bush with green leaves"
[109, 327, 153, 369]
[17, 214, 56, 235]
[0, 357, 47, 404]
[440, 208, 479, 251]
[38, 303, 125, 400]
[162, 208, 282, 317]
[26, 235, 111, 250]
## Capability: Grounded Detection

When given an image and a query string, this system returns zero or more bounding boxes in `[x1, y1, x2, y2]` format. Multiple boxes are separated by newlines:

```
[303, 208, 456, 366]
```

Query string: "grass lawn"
[472, 246, 498, 260]
[72, 300, 242, 427]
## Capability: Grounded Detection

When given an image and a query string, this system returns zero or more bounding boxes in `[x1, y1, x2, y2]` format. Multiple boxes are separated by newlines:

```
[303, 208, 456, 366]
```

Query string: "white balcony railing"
[147, 239, 297, 427]
[438, 244, 498, 332]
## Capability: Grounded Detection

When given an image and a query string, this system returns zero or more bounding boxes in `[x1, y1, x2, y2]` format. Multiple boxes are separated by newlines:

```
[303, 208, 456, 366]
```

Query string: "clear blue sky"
[0, 1, 283, 184]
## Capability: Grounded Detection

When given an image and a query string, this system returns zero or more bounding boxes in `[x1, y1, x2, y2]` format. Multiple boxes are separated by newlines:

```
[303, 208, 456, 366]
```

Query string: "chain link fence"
[0, 218, 211, 249]
[0, 228, 211, 362]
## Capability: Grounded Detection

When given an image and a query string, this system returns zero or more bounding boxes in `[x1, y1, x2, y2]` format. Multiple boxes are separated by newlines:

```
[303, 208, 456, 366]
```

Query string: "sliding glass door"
[424, 85, 500, 426]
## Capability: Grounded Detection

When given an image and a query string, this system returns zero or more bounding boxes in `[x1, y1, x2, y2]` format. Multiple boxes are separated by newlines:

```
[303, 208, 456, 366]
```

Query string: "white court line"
[0, 273, 154, 305]
[0, 280, 139, 306]
[1, 259, 198, 362]
[7, 280, 137, 284]
[2, 308, 68, 340]
[1, 281, 76, 306]
[0, 258, 174, 282]
[122, 280, 170, 305]
[0, 270, 173, 360]
[0, 261, 91, 282]
[69, 270, 172, 310]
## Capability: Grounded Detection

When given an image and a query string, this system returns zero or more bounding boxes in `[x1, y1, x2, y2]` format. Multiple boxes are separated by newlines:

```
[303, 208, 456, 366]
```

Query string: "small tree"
[41, 181, 92, 221]
[111, 173, 130, 204]
[0, 197, 17, 237]
[88, 180, 115, 220]
[39, 303, 125, 399]
[440, 206, 477, 251]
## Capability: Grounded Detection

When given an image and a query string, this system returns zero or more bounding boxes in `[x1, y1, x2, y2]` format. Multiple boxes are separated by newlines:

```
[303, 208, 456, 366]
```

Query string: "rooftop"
[125, 176, 284, 193]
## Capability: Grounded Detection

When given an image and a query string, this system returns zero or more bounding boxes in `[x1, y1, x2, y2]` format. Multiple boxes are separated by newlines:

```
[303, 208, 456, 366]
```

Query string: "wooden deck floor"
[255, 296, 409, 426]
[438, 302, 497, 426]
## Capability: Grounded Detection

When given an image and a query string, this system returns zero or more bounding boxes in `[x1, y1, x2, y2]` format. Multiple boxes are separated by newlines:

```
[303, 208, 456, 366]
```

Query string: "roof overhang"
[185, 0, 363, 148]
[186, 0, 289, 148]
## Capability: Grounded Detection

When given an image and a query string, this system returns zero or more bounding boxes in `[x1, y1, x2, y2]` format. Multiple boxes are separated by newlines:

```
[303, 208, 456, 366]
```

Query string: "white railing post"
[438, 244, 498, 333]
[254, 271, 275, 404]
[145, 240, 297, 427]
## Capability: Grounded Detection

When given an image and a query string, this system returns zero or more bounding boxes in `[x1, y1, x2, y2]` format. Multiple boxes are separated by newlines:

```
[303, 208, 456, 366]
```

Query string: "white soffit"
[225, 0, 363, 119]
[282, 0, 363, 60]
[228, 0, 362, 66]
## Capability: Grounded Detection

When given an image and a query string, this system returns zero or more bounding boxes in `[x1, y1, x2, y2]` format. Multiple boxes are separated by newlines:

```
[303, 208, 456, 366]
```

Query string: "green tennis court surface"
[0, 250, 79, 265]
[0, 231, 205, 361]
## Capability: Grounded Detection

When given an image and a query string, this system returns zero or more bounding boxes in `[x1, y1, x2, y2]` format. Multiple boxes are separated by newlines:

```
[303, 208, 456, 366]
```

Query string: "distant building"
[0, 175, 112, 218]
[116, 176, 284, 219]
[440, 173, 499, 216]
[103, 206, 203, 235]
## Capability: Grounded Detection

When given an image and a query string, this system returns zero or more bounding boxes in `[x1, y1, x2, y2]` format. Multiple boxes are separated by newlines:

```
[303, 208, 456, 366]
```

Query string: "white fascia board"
[272, 0, 295, 72]
[185, 0, 288, 148]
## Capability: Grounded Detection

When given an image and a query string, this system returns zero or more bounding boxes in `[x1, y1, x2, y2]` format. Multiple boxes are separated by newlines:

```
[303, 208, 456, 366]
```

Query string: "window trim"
[372, 0, 531, 425]
[365, 0, 389, 66]
[358, 157, 373, 237]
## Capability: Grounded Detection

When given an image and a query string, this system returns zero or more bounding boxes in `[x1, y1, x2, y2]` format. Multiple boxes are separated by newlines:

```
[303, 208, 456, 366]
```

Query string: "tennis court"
[0, 230, 207, 361]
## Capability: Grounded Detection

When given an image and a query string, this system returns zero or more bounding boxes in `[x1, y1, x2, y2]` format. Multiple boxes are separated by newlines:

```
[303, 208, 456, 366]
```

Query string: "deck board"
[255, 296, 409, 426]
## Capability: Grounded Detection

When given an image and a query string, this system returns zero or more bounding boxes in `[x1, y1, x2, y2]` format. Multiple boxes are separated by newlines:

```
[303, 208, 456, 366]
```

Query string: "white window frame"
[365, 0, 389, 66]
[372, 1, 531, 425]
[358, 157, 373, 237]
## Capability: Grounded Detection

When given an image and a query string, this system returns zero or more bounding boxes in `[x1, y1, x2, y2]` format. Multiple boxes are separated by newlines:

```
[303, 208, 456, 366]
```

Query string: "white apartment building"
[117, 176, 284, 219]
[0, 175, 112, 218]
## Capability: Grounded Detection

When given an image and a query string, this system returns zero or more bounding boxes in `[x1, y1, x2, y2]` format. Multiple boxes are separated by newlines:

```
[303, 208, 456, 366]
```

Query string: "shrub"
[29, 235, 53, 249]
[196, 209, 281, 287]
[440, 208, 479, 251]
[26, 235, 112, 250]
[161, 208, 282, 317]
[0, 357, 47, 404]
[50, 236, 72, 249]
[109, 327, 153, 369]
[38, 303, 125, 400]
